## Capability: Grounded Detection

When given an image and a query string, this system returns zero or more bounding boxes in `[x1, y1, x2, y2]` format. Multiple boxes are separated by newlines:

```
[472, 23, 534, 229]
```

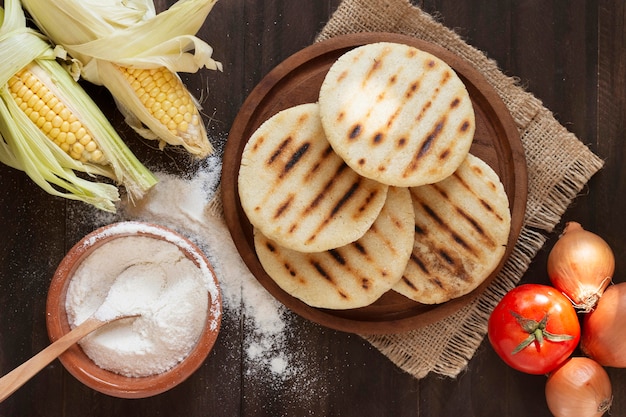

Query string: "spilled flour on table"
[70, 153, 314, 390]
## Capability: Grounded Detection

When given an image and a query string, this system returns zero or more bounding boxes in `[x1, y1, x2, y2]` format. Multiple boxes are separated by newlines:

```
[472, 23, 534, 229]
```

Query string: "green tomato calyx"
[509, 310, 574, 355]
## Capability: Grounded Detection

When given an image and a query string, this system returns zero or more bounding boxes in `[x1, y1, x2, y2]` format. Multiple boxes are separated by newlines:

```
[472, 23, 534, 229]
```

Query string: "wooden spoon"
[0, 272, 143, 403]
[0, 313, 136, 402]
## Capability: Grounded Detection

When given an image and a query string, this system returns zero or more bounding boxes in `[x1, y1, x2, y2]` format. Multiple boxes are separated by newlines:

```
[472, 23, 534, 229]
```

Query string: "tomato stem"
[509, 310, 574, 355]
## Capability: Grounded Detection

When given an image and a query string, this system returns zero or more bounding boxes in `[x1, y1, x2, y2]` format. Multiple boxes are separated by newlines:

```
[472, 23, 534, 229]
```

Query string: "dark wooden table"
[1, 1, 624, 416]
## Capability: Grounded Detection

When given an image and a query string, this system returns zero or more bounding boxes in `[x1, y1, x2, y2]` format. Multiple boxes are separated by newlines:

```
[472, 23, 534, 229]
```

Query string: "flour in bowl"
[65, 234, 209, 377]
[70, 153, 308, 384]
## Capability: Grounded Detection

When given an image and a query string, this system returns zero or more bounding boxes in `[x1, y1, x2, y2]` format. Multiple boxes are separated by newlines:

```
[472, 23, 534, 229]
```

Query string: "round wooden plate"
[221, 32, 527, 334]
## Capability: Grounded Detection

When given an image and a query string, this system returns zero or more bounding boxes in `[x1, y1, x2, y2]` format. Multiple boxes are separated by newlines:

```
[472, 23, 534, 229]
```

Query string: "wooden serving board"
[221, 32, 527, 334]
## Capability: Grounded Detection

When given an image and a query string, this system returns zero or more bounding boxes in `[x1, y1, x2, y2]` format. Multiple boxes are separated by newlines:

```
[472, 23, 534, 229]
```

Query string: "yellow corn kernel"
[118, 65, 201, 140]
[7, 67, 107, 164]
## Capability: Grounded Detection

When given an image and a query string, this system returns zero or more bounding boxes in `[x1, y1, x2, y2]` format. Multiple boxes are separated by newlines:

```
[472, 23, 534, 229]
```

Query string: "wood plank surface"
[0, 1, 624, 416]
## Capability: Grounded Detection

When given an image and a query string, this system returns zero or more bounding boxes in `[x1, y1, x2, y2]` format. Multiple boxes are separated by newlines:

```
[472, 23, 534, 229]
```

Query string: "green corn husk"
[0, 0, 158, 212]
[21, 0, 222, 157]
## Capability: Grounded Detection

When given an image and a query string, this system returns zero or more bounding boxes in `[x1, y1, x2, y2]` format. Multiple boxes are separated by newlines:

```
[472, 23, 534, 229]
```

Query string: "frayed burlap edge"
[317, 0, 604, 379]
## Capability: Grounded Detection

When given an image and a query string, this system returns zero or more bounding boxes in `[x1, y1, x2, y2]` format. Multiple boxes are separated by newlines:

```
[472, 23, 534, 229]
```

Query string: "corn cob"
[0, 0, 157, 212]
[8, 66, 106, 164]
[20, 0, 221, 159]
[116, 64, 210, 155]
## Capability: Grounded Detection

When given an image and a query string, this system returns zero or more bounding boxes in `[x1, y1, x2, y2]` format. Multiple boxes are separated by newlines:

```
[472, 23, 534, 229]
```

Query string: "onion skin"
[545, 357, 612, 417]
[581, 282, 626, 367]
[547, 222, 614, 312]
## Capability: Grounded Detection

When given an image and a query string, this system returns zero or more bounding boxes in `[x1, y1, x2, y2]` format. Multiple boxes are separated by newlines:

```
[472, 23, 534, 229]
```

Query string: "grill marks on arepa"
[260, 140, 371, 239]
[393, 154, 511, 305]
[319, 42, 475, 187]
[238, 103, 388, 253]
[240, 43, 513, 311]
[254, 187, 415, 309]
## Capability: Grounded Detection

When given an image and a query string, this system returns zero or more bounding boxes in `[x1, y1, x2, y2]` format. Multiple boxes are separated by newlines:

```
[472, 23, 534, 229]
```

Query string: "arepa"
[238, 103, 389, 252]
[318, 42, 475, 187]
[254, 186, 415, 309]
[393, 153, 511, 304]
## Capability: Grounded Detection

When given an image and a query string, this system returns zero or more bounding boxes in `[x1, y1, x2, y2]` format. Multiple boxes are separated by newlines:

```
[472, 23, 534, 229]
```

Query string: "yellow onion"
[545, 357, 612, 417]
[581, 282, 626, 367]
[547, 222, 614, 311]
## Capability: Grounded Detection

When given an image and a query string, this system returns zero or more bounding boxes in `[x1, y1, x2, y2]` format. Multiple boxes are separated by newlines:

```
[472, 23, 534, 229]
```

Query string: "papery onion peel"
[545, 357, 612, 417]
[581, 282, 626, 368]
[547, 222, 614, 312]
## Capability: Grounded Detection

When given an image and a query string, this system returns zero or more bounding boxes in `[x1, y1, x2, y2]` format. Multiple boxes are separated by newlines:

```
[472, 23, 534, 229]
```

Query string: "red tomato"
[488, 284, 580, 375]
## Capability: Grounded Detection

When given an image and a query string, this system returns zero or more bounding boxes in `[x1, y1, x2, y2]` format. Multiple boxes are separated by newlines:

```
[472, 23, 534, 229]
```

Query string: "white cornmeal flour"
[70, 153, 320, 391]
[66, 235, 209, 377]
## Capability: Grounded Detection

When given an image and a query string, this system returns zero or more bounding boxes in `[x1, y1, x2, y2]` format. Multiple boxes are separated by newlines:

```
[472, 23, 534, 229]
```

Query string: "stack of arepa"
[238, 41, 511, 310]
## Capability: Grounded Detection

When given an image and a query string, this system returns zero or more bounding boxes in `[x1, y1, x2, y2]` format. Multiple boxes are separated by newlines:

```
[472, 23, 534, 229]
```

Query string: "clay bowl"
[46, 221, 222, 399]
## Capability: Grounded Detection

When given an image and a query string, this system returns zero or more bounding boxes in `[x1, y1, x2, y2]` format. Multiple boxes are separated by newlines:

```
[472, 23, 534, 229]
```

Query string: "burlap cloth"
[315, 0, 604, 379]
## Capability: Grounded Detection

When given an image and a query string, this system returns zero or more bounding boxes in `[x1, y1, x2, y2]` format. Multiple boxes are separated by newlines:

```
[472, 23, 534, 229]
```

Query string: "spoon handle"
[0, 317, 106, 403]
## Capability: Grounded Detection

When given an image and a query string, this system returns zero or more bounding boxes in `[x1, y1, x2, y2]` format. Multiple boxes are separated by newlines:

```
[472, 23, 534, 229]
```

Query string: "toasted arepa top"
[393, 153, 511, 304]
[254, 186, 415, 309]
[238, 103, 389, 252]
[319, 42, 475, 187]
